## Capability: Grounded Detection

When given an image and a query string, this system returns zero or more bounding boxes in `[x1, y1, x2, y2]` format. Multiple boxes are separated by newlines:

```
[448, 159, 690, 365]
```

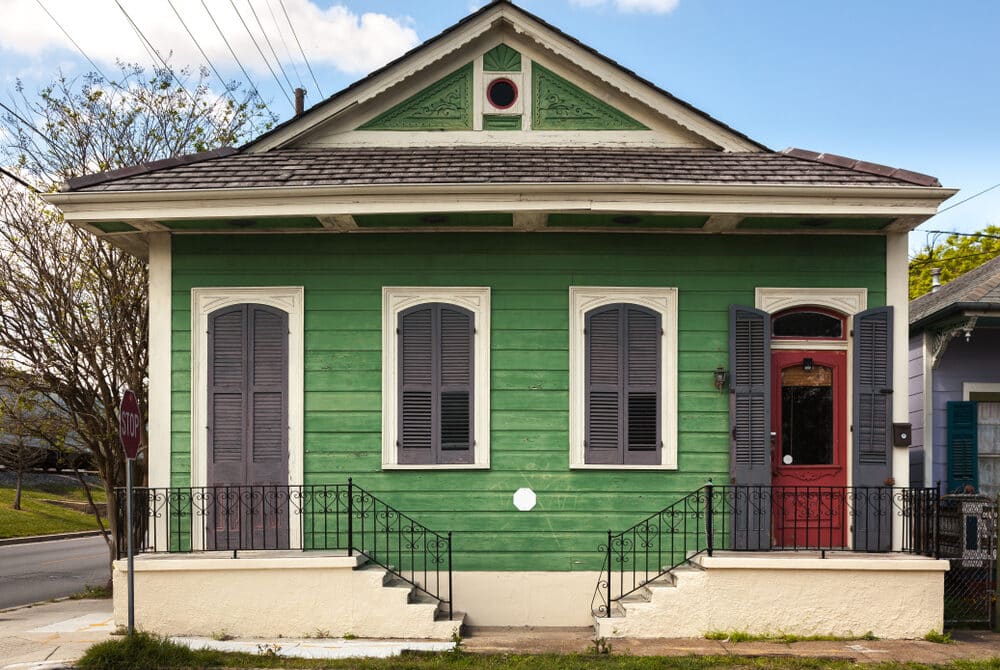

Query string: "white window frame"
[569, 287, 678, 470]
[382, 287, 491, 469]
[190, 286, 304, 549]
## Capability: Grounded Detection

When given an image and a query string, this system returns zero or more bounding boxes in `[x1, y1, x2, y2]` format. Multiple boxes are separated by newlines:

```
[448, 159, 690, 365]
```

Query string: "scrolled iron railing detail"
[114, 479, 453, 620]
[593, 484, 939, 616]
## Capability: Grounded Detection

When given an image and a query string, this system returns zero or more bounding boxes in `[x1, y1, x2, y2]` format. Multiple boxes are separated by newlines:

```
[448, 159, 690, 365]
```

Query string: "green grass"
[0, 481, 107, 538]
[76, 633, 1000, 670]
[925, 630, 955, 644]
[705, 631, 877, 643]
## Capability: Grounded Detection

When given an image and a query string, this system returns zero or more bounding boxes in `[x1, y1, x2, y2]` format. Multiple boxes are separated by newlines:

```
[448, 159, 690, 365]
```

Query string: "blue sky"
[1, 0, 997, 254]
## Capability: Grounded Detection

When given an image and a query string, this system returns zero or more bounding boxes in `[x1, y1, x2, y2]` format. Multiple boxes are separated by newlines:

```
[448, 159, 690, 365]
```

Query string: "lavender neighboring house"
[909, 256, 1000, 497]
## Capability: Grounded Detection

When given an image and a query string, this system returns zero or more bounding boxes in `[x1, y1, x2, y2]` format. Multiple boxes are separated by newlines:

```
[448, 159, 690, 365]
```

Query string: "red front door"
[770, 349, 847, 548]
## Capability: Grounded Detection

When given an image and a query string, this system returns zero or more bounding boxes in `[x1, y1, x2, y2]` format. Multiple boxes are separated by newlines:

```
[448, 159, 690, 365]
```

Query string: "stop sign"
[119, 390, 141, 459]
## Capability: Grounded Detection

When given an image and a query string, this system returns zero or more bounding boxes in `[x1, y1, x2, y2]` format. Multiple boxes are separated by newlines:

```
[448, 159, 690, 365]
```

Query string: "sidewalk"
[1, 597, 998, 668]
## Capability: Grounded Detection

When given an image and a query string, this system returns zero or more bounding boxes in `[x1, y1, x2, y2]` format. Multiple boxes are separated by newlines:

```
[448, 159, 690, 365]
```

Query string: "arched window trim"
[771, 306, 848, 341]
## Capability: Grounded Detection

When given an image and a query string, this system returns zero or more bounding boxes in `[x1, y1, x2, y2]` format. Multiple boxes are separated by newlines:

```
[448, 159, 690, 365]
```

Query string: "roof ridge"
[781, 148, 940, 187]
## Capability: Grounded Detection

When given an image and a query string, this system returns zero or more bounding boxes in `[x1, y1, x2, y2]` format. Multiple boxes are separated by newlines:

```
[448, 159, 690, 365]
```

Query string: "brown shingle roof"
[910, 254, 1000, 325]
[65, 146, 939, 193]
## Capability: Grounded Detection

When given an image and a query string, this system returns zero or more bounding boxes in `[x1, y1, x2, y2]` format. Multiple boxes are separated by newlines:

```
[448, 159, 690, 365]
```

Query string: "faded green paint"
[164, 217, 325, 231]
[170, 232, 887, 570]
[483, 114, 522, 131]
[483, 44, 521, 72]
[358, 64, 473, 131]
[531, 63, 647, 131]
[547, 214, 707, 228]
[739, 217, 893, 231]
[353, 213, 513, 228]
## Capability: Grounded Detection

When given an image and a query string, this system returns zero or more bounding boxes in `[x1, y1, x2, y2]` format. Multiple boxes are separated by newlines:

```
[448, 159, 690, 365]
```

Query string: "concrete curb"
[0, 530, 105, 547]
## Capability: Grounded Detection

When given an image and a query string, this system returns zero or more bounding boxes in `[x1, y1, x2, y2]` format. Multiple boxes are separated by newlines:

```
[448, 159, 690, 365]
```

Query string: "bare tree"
[0, 61, 275, 580]
[0, 382, 53, 510]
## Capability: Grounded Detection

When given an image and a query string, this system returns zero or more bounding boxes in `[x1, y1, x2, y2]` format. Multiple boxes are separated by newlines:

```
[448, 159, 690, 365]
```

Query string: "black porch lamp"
[714, 366, 728, 392]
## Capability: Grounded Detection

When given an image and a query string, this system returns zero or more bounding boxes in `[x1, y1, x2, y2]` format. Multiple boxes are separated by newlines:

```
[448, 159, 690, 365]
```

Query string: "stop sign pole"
[119, 390, 141, 637]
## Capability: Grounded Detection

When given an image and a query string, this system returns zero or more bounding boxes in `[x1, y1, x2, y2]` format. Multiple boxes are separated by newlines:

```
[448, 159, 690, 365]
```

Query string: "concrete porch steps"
[356, 563, 464, 636]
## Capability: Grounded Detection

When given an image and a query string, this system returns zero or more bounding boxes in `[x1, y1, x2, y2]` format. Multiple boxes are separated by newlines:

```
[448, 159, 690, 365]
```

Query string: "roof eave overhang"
[45, 182, 957, 225]
[909, 302, 1000, 332]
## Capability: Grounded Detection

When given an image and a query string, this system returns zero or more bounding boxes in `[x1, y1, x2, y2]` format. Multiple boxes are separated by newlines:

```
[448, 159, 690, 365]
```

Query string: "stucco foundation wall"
[113, 554, 458, 639]
[596, 554, 949, 639]
[453, 571, 601, 626]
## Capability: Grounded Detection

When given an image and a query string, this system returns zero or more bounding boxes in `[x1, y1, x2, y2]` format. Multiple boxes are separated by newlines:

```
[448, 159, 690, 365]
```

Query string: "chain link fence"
[939, 494, 998, 628]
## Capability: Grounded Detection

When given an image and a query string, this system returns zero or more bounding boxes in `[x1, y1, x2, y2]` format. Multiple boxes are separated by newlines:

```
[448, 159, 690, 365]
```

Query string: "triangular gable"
[247, 1, 764, 153]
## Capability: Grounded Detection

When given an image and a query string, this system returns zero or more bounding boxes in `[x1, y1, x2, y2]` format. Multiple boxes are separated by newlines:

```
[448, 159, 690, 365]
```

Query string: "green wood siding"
[170, 232, 886, 570]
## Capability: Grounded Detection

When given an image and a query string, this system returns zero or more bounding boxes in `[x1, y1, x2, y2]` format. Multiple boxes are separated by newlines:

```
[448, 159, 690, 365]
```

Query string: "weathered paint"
[170, 232, 886, 570]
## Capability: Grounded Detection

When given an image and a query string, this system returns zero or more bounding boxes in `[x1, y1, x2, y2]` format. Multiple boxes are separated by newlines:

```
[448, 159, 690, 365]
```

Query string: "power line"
[165, 0, 268, 133]
[112, 0, 224, 137]
[201, 0, 277, 115]
[262, 0, 304, 91]
[33, 0, 110, 82]
[227, 0, 294, 109]
[245, 0, 296, 95]
[278, 0, 323, 98]
[0, 99, 57, 147]
[922, 230, 1000, 241]
[936, 181, 1000, 215]
[0, 167, 40, 194]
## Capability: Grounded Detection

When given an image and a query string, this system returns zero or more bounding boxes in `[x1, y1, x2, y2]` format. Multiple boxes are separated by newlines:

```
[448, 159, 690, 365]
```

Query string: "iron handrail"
[593, 484, 939, 617]
[114, 478, 453, 619]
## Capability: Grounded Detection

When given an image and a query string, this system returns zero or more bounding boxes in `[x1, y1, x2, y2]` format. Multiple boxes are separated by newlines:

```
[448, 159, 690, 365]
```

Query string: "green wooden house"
[48, 0, 955, 639]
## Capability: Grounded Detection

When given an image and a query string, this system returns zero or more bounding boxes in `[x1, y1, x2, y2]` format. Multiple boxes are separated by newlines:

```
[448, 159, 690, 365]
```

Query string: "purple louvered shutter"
[247, 305, 289, 487]
[208, 305, 247, 487]
[852, 306, 892, 551]
[398, 303, 473, 464]
[585, 304, 661, 465]
[729, 305, 771, 550]
[438, 305, 474, 464]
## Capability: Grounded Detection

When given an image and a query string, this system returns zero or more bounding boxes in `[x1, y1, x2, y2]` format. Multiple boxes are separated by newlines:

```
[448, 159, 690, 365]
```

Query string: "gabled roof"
[244, 0, 765, 154]
[910, 254, 1000, 327]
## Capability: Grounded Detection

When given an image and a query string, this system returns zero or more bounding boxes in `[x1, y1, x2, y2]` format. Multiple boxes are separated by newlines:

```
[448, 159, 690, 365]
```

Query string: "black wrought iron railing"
[593, 484, 939, 617]
[114, 479, 453, 618]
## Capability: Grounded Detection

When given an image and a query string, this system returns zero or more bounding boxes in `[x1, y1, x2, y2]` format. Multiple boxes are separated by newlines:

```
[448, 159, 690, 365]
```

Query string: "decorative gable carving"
[483, 44, 521, 72]
[532, 63, 647, 131]
[359, 64, 473, 131]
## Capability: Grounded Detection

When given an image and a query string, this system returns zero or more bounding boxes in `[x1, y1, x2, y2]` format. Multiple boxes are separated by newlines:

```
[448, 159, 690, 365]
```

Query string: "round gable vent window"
[487, 78, 518, 109]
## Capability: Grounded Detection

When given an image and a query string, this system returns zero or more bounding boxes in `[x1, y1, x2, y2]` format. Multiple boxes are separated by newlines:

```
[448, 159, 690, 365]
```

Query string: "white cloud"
[0, 0, 419, 77]
[570, 0, 680, 13]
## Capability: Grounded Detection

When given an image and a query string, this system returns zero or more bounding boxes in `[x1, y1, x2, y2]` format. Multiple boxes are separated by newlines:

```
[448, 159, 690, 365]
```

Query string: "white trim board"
[568, 286, 678, 470]
[190, 287, 305, 547]
[964, 383, 1000, 401]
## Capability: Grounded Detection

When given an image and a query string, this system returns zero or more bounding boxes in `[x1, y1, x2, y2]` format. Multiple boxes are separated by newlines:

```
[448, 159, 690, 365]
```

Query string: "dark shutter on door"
[947, 401, 979, 492]
[247, 305, 289, 486]
[208, 306, 247, 486]
[207, 304, 289, 488]
[852, 306, 893, 551]
[398, 303, 474, 464]
[585, 304, 661, 465]
[728, 305, 771, 550]
[729, 305, 771, 485]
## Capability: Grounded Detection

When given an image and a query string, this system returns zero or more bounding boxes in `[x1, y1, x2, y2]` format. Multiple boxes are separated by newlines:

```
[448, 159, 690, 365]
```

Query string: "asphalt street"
[0, 535, 109, 609]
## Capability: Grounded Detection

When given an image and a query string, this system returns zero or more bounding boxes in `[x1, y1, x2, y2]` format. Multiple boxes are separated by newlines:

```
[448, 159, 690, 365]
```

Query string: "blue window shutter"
[947, 401, 979, 492]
